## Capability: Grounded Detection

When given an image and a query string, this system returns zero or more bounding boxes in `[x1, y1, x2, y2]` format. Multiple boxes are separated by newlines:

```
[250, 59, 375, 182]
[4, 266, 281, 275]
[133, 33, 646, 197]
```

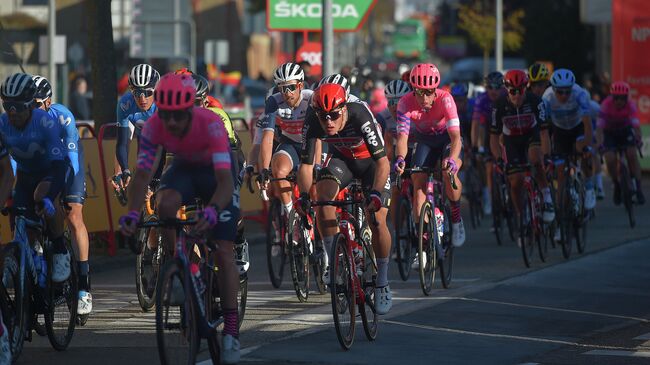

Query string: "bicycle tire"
[520, 189, 535, 268]
[156, 260, 199, 365]
[330, 233, 356, 350]
[238, 273, 248, 328]
[206, 265, 221, 364]
[574, 179, 588, 254]
[620, 164, 635, 228]
[359, 237, 377, 341]
[418, 201, 436, 296]
[266, 199, 286, 288]
[439, 203, 454, 289]
[287, 209, 309, 302]
[136, 215, 162, 312]
[491, 171, 504, 246]
[395, 197, 414, 281]
[559, 179, 574, 259]
[1, 242, 27, 360]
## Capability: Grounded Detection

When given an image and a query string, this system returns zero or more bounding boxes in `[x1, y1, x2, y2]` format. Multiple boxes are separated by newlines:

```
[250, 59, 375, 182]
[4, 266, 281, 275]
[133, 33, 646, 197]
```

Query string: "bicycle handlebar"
[404, 167, 458, 190]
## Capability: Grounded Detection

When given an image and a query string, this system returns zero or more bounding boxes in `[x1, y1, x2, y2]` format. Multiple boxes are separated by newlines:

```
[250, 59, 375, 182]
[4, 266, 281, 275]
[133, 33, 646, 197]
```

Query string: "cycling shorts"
[603, 126, 636, 151]
[14, 171, 52, 221]
[552, 123, 584, 157]
[273, 142, 301, 171]
[411, 133, 463, 169]
[318, 156, 391, 207]
[503, 129, 541, 175]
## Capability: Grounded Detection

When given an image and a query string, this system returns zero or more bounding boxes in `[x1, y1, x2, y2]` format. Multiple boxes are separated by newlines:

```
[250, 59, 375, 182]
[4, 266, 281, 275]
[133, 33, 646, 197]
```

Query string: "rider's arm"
[259, 130, 274, 170]
[489, 104, 503, 159]
[360, 110, 389, 191]
[442, 93, 462, 162]
[395, 103, 410, 160]
[448, 128, 462, 162]
[116, 120, 132, 172]
[127, 134, 163, 212]
[0, 146, 14, 207]
[58, 107, 81, 175]
[42, 132, 69, 201]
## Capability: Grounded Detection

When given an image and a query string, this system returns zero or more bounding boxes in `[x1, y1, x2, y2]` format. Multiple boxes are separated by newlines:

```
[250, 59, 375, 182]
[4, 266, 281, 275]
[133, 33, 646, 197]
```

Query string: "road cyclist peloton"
[118, 72, 241, 364]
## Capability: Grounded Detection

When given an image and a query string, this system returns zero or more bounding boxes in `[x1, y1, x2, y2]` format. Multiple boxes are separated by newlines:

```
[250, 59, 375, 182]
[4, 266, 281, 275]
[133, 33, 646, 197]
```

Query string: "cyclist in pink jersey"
[394, 63, 466, 248]
[118, 73, 241, 363]
[597, 81, 644, 205]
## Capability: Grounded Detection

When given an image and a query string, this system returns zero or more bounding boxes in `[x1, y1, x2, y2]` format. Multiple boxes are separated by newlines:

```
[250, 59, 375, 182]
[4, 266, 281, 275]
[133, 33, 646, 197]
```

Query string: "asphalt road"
[14, 181, 650, 365]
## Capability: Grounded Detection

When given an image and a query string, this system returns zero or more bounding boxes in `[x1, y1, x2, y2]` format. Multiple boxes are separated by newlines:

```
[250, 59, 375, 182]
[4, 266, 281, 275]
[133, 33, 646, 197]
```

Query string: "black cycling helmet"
[485, 71, 504, 88]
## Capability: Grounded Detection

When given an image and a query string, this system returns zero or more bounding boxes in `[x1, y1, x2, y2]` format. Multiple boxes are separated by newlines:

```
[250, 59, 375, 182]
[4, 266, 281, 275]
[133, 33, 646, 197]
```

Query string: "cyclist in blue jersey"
[0, 73, 71, 282]
[451, 82, 474, 147]
[112, 64, 160, 189]
[32, 75, 92, 315]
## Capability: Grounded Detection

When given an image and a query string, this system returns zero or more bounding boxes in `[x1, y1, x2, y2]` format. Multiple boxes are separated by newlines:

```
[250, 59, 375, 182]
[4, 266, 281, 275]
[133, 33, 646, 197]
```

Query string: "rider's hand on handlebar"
[443, 157, 459, 175]
[260, 168, 272, 189]
[196, 205, 219, 232]
[364, 190, 383, 213]
[110, 173, 122, 190]
[244, 165, 256, 193]
[393, 155, 406, 175]
[119, 210, 140, 236]
[121, 169, 132, 188]
[296, 192, 310, 216]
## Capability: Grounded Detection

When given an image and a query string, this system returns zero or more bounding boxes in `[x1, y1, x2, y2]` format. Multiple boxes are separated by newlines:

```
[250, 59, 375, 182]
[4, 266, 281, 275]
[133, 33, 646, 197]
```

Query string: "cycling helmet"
[273, 63, 304, 85]
[317, 74, 351, 97]
[528, 62, 551, 83]
[174, 67, 194, 75]
[192, 74, 210, 100]
[206, 95, 223, 109]
[32, 75, 53, 101]
[312, 83, 346, 112]
[550, 68, 575, 88]
[504, 70, 529, 89]
[384, 80, 412, 98]
[154, 73, 196, 111]
[409, 63, 440, 90]
[450, 82, 469, 97]
[485, 71, 504, 87]
[129, 64, 160, 88]
[1, 73, 37, 102]
[400, 70, 411, 83]
[610, 81, 630, 96]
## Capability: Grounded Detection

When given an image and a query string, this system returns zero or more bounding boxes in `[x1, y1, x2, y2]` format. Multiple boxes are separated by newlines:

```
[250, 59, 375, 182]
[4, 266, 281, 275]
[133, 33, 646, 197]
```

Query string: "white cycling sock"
[322, 236, 334, 268]
[283, 201, 293, 215]
[542, 187, 552, 204]
[376, 258, 390, 287]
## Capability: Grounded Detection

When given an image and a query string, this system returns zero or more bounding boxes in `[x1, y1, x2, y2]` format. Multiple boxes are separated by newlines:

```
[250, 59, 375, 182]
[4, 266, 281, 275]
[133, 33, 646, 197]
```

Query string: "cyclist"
[589, 99, 605, 200]
[32, 75, 92, 315]
[489, 70, 554, 240]
[451, 82, 474, 147]
[472, 71, 506, 215]
[258, 63, 313, 220]
[0, 73, 71, 283]
[0, 306, 9, 365]
[118, 73, 240, 363]
[112, 63, 160, 189]
[527, 62, 551, 98]
[297, 83, 393, 315]
[597, 81, 644, 205]
[394, 63, 466, 248]
[543, 69, 596, 228]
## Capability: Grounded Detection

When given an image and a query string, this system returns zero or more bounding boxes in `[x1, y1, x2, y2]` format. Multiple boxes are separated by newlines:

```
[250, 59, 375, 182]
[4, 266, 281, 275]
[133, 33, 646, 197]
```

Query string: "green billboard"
[266, 0, 376, 31]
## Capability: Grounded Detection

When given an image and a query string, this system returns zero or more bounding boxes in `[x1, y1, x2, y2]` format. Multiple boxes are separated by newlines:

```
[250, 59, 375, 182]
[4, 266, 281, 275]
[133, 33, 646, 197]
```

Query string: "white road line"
[634, 332, 650, 340]
[584, 350, 650, 358]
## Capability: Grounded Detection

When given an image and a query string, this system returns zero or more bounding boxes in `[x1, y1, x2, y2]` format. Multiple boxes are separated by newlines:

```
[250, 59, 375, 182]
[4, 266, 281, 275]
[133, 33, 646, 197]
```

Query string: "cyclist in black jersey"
[296, 83, 393, 315]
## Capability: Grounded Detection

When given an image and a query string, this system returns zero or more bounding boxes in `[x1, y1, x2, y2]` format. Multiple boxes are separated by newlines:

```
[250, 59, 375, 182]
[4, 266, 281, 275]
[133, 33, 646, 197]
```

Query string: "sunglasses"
[132, 88, 155, 98]
[158, 109, 190, 121]
[388, 98, 400, 106]
[316, 109, 343, 121]
[279, 83, 299, 94]
[486, 84, 502, 90]
[507, 87, 525, 96]
[2, 100, 31, 112]
[554, 88, 572, 96]
[613, 95, 628, 102]
[414, 88, 435, 97]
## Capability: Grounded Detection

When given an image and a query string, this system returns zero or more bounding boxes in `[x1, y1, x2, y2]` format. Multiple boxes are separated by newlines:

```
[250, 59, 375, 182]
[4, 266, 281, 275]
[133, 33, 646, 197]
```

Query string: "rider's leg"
[67, 204, 89, 283]
[213, 239, 239, 335]
[271, 150, 294, 214]
[155, 189, 183, 254]
[314, 178, 340, 268]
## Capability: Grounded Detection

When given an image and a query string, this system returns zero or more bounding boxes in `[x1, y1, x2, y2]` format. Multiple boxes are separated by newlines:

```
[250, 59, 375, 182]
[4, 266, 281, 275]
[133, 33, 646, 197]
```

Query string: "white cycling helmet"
[128, 63, 160, 88]
[1, 73, 36, 102]
[384, 80, 412, 98]
[273, 63, 304, 85]
[317, 73, 351, 98]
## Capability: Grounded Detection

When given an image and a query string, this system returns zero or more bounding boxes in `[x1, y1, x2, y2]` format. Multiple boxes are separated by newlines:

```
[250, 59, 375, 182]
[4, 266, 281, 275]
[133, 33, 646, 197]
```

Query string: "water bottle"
[190, 263, 206, 297]
[434, 207, 445, 240]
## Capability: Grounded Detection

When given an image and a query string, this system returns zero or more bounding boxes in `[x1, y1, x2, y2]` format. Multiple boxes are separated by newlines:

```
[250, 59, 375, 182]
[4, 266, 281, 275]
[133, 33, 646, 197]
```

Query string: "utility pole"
[48, 0, 57, 102]
[322, 0, 334, 76]
[495, 0, 503, 72]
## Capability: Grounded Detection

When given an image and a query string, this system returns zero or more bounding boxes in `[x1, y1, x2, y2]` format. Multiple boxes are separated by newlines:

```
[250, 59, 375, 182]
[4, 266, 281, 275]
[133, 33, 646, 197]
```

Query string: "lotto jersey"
[542, 84, 591, 130]
[597, 95, 640, 130]
[396, 89, 460, 137]
[490, 92, 548, 137]
[258, 89, 313, 144]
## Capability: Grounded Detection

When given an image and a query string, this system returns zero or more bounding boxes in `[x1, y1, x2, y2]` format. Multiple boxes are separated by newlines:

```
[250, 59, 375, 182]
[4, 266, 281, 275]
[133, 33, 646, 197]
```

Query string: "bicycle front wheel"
[418, 201, 437, 296]
[620, 164, 635, 228]
[438, 203, 454, 289]
[330, 233, 356, 350]
[574, 179, 588, 254]
[395, 196, 414, 281]
[136, 215, 162, 312]
[1, 242, 28, 360]
[559, 181, 574, 259]
[520, 190, 535, 268]
[266, 199, 286, 288]
[45, 235, 78, 351]
[288, 209, 310, 302]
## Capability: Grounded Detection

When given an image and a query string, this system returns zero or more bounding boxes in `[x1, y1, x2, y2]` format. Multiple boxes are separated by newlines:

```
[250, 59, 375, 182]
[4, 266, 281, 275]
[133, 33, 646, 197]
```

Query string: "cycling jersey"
[396, 90, 460, 137]
[472, 91, 504, 126]
[48, 103, 82, 174]
[259, 90, 313, 144]
[375, 108, 392, 133]
[597, 95, 640, 131]
[138, 107, 231, 172]
[542, 84, 591, 130]
[301, 102, 386, 163]
[116, 91, 139, 129]
[207, 106, 239, 149]
[490, 92, 548, 137]
[116, 99, 157, 171]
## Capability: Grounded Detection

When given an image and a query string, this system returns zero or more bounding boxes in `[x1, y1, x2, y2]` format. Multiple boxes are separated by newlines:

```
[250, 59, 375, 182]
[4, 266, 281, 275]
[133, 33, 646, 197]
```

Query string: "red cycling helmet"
[504, 69, 529, 89]
[610, 81, 630, 96]
[409, 63, 441, 90]
[206, 95, 223, 108]
[154, 73, 196, 111]
[312, 83, 347, 112]
[174, 67, 194, 75]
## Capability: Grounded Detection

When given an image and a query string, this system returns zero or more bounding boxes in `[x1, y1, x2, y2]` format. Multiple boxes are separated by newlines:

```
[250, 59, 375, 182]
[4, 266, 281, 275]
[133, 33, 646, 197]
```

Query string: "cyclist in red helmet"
[490, 70, 554, 242]
[296, 83, 394, 315]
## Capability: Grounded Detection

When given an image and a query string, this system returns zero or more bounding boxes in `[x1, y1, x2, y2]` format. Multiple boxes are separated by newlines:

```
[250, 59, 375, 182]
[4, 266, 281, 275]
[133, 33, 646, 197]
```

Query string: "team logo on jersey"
[41, 117, 55, 129]
[361, 121, 379, 146]
[59, 115, 72, 126]
[219, 210, 232, 222]
[68, 142, 76, 150]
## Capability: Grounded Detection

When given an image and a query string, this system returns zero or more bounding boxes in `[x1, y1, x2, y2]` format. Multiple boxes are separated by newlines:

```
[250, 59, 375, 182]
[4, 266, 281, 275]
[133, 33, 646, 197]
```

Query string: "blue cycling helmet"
[450, 83, 469, 97]
[550, 69, 575, 88]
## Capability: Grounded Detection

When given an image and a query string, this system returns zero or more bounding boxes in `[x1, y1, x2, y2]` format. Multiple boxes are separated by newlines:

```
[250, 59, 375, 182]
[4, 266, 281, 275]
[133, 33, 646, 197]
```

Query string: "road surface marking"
[634, 332, 650, 340]
[584, 350, 650, 358]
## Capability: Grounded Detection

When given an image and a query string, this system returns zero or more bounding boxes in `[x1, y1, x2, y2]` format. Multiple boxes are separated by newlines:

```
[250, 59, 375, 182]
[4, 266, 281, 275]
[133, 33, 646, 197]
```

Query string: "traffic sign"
[266, 0, 376, 32]
[295, 42, 322, 76]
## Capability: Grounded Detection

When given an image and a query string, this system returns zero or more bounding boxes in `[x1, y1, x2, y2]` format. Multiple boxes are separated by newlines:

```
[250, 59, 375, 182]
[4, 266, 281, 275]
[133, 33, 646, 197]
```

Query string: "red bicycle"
[518, 166, 549, 267]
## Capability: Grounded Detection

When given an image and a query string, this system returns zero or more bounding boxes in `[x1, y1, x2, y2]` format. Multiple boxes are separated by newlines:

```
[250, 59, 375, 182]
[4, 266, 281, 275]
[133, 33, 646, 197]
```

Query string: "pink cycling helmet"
[154, 73, 196, 111]
[409, 63, 441, 90]
[610, 81, 630, 96]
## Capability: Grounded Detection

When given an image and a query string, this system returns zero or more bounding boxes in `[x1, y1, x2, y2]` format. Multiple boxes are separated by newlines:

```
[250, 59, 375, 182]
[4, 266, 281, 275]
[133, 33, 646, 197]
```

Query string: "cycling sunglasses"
[613, 95, 628, 102]
[553, 87, 572, 96]
[486, 84, 503, 90]
[388, 98, 401, 106]
[2, 100, 31, 112]
[414, 88, 435, 97]
[132, 88, 155, 98]
[316, 108, 343, 121]
[507, 87, 525, 96]
[279, 83, 299, 94]
[158, 109, 190, 121]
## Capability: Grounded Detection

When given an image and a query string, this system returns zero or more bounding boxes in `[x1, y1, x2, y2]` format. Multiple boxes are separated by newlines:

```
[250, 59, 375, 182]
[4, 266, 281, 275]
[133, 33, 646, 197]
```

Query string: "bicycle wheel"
[504, 190, 517, 242]
[559, 180, 574, 259]
[438, 203, 454, 289]
[418, 201, 437, 296]
[1, 242, 28, 360]
[44, 235, 78, 351]
[620, 164, 635, 228]
[156, 260, 199, 365]
[330, 233, 356, 350]
[238, 273, 248, 328]
[359, 239, 377, 341]
[205, 265, 221, 364]
[266, 199, 286, 288]
[136, 215, 162, 312]
[491, 172, 504, 245]
[288, 209, 309, 302]
[466, 167, 482, 229]
[311, 240, 327, 295]
[574, 179, 588, 254]
[394, 197, 414, 281]
[520, 190, 535, 268]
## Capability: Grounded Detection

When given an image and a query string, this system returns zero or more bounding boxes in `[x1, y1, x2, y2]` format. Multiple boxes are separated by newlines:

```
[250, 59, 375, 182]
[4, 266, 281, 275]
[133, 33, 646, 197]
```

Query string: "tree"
[84, 0, 116, 127]
[458, 1, 525, 75]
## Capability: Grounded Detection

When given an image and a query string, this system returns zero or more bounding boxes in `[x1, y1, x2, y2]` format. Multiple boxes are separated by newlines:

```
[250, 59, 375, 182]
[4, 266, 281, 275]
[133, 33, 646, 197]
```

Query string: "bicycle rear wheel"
[156, 260, 199, 365]
[574, 179, 588, 254]
[559, 181, 574, 259]
[620, 164, 635, 228]
[330, 233, 356, 350]
[418, 201, 437, 296]
[288, 210, 310, 302]
[205, 265, 221, 364]
[395, 197, 414, 281]
[520, 190, 535, 268]
[136, 215, 162, 312]
[266, 199, 286, 288]
[438, 204, 454, 289]
[466, 167, 482, 229]
[1, 242, 28, 360]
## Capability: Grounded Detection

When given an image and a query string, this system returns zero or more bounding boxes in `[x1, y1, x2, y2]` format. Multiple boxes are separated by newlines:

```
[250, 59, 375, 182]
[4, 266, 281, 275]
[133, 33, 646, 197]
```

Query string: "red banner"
[295, 42, 322, 78]
[612, 0, 650, 124]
